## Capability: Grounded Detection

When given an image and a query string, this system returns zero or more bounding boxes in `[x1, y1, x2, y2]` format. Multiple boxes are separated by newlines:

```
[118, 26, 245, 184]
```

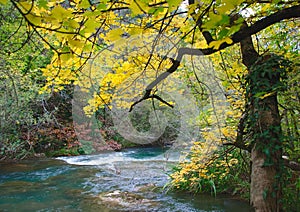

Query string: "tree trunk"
[250, 95, 282, 212]
[240, 36, 283, 211]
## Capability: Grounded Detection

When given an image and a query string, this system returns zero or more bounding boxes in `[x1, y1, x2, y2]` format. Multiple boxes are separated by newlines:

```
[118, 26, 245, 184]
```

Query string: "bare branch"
[129, 94, 174, 112]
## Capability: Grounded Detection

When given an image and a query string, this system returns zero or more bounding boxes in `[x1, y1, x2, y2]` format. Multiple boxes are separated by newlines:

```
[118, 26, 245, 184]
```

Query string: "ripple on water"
[0, 148, 253, 211]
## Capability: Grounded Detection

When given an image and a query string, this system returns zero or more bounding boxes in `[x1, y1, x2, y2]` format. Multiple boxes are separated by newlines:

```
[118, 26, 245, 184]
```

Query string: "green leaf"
[68, 39, 85, 49]
[97, 3, 107, 10]
[218, 28, 229, 39]
[219, 15, 230, 25]
[202, 13, 223, 30]
[227, 24, 242, 35]
[37, 0, 48, 9]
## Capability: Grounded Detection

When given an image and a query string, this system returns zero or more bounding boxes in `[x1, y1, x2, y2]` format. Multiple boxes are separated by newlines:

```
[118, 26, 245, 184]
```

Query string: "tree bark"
[241, 35, 283, 211]
[249, 95, 282, 212]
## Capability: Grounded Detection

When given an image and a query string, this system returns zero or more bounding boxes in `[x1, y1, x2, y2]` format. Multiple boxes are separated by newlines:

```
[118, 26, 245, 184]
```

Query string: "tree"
[0, 2, 53, 159]
[1, 0, 299, 210]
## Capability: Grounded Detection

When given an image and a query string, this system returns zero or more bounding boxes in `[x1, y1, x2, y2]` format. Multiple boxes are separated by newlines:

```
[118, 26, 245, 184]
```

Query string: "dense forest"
[0, 0, 299, 211]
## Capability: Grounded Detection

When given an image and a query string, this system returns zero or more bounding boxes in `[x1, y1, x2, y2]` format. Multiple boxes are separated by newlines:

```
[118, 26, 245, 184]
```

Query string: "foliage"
[0, 3, 53, 159]
[0, 0, 296, 113]
[0, 2, 82, 160]
[28, 124, 79, 154]
[167, 46, 250, 196]
[168, 144, 250, 196]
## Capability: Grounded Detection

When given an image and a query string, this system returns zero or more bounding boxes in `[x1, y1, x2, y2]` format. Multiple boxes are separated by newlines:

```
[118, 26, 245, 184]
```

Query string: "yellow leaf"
[0, 0, 7, 4]
[83, 19, 98, 34]
[79, 0, 90, 9]
[259, 91, 276, 99]
[167, 0, 182, 10]
[128, 28, 143, 35]
[67, 19, 80, 29]
[26, 14, 42, 26]
[18, 1, 34, 12]
[129, 0, 148, 16]
[51, 5, 72, 20]
[223, 37, 233, 44]
[107, 28, 124, 41]
[208, 37, 233, 50]
[68, 39, 85, 49]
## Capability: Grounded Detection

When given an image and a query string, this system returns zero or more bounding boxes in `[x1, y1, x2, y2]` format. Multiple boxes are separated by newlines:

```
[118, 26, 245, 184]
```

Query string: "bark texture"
[250, 95, 282, 212]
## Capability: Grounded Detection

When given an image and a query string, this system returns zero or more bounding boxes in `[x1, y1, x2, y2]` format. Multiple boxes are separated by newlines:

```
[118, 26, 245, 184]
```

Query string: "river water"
[0, 147, 253, 211]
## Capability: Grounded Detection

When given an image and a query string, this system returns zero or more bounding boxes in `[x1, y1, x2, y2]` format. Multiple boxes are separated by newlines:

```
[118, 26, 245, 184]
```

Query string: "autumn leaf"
[208, 37, 233, 50]
[167, 0, 182, 9]
[129, 0, 148, 16]
[107, 28, 124, 41]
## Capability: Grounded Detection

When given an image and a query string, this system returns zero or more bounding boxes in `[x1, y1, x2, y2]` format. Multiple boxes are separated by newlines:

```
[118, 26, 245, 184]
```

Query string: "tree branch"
[129, 94, 174, 112]
[129, 4, 300, 110]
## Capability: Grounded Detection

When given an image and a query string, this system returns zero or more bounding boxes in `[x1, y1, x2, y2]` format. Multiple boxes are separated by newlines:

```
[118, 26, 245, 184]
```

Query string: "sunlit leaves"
[106, 28, 124, 41]
[167, 0, 182, 11]
[208, 37, 233, 49]
[4, 0, 297, 117]
[129, 0, 147, 15]
[202, 14, 225, 30]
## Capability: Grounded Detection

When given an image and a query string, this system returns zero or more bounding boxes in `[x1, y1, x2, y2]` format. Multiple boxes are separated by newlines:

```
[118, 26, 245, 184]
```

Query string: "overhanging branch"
[129, 4, 300, 111]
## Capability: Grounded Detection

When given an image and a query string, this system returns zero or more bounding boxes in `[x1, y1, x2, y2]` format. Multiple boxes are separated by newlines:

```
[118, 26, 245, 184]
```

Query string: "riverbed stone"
[98, 190, 160, 211]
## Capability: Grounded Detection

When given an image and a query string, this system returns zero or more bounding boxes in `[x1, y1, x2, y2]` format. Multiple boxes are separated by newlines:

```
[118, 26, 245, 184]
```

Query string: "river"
[0, 147, 253, 211]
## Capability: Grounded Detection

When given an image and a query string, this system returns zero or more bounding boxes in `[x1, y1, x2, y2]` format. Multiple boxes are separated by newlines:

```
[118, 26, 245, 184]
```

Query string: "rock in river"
[98, 190, 160, 211]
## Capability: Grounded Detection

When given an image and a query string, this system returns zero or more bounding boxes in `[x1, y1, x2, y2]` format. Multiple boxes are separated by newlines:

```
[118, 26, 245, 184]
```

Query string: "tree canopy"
[2, 0, 299, 106]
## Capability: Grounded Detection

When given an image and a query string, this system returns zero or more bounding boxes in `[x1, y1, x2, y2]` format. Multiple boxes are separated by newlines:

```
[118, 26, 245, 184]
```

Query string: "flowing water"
[0, 147, 253, 211]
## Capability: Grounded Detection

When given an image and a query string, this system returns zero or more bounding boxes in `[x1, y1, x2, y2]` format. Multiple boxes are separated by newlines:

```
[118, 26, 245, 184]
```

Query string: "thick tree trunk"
[250, 95, 282, 212]
[240, 36, 283, 211]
